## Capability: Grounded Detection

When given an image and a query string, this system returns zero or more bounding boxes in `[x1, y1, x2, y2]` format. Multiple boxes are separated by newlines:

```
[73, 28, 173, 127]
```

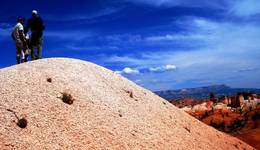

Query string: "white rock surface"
[0, 58, 255, 150]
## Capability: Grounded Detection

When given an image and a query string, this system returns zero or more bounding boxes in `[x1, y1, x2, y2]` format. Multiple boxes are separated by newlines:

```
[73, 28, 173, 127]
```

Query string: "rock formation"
[0, 58, 255, 149]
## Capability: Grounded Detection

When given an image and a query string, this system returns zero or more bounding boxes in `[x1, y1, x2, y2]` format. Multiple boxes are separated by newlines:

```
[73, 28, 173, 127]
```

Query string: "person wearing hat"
[11, 17, 27, 64]
[27, 10, 45, 60]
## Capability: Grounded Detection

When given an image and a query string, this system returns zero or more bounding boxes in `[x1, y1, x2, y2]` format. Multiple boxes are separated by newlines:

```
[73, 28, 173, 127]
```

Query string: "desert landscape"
[168, 92, 260, 149]
[0, 58, 255, 149]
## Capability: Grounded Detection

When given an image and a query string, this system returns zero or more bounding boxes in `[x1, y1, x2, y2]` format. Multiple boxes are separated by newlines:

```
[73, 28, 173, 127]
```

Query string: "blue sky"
[1, 0, 260, 91]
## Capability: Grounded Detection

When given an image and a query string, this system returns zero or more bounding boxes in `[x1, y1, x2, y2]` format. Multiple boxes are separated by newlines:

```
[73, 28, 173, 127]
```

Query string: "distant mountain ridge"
[155, 85, 260, 100]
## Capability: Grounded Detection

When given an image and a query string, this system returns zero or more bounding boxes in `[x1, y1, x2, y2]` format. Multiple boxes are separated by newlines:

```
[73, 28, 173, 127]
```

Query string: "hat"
[32, 10, 38, 15]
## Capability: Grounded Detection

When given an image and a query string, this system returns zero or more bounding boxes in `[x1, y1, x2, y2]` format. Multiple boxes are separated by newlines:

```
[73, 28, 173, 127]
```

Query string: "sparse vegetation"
[47, 78, 52, 83]
[5, 108, 28, 128]
[123, 89, 134, 98]
[17, 118, 27, 128]
[61, 92, 74, 105]
[210, 120, 225, 131]
[183, 126, 191, 132]
[129, 92, 133, 98]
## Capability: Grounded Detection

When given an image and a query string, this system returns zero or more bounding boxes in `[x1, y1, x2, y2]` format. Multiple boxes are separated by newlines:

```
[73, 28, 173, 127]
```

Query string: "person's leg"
[23, 43, 30, 62]
[16, 41, 23, 64]
[22, 46, 26, 62]
[31, 44, 36, 60]
[26, 40, 31, 62]
[30, 35, 36, 60]
[16, 53, 20, 64]
[37, 37, 43, 59]
[16, 44, 19, 64]
[21, 48, 25, 63]
[28, 39, 33, 61]
[24, 48, 30, 62]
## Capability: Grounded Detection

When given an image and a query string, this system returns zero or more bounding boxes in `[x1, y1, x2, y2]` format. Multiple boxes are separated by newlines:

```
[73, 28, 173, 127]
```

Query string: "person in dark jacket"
[27, 10, 45, 60]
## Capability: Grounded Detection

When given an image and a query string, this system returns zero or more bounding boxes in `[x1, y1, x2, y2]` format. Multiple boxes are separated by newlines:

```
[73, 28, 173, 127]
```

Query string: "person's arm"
[18, 25, 26, 43]
[18, 30, 26, 43]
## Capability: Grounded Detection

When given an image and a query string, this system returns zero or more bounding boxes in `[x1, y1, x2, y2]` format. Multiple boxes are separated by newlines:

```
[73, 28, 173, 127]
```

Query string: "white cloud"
[125, 0, 260, 18]
[45, 7, 120, 21]
[125, 0, 260, 19]
[114, 64, 177, 76]
[124, 0, 227, 8]
[115, 17, 260, 90]
[0, 27, 12, 39]
[149, 64, 177, 72]
[135, 79, 142, 83]
[71, 15, 260, 90]
[45, 30, 93, 41]
[115, 67, 140, 75]
[101, 16, 260, 90]
[128, 0, 175, 7]
[145, 17, 260, 53]
[165, 65, 177, 70]
[149, 67, 161, 72]
[229, 0, 260, 17]
[104, 34, 142, 44]
[0, 23, 12, 28]
[66, 45, 119, 52]
[106, 55, 142, 64]
[146, 34, 206, 42]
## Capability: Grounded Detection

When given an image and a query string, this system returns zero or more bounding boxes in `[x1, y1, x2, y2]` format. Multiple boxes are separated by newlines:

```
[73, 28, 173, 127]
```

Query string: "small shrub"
[184, 126, 191, 132]
[129, 91, 133, 98]
[123, 89, 134, 98]
[47, 78, 52, 83]
[17, 118, 27, 128]
[61, 92, 74, 105]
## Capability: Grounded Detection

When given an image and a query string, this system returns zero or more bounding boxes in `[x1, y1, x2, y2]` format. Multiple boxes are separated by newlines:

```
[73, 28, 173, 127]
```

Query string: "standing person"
[11, 17, 26, 64]
[27, 10, 45, 60]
